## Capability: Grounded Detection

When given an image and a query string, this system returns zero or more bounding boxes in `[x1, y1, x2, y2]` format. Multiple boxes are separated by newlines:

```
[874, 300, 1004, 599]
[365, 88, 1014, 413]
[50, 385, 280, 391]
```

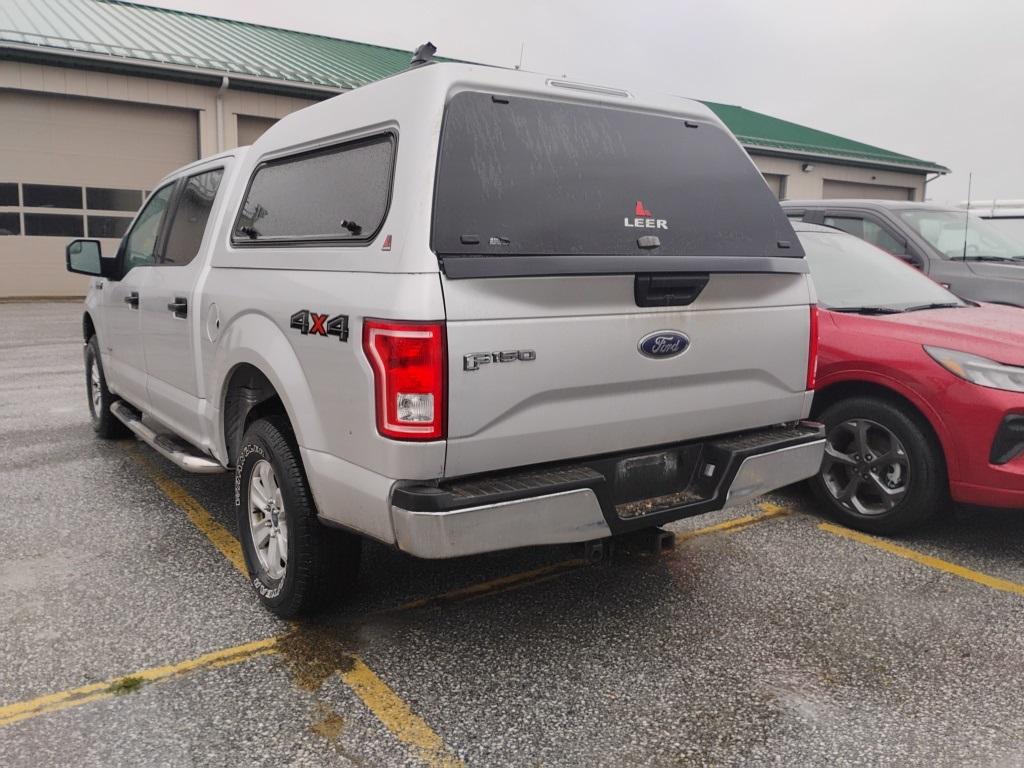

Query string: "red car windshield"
[800, 231, 965, 312]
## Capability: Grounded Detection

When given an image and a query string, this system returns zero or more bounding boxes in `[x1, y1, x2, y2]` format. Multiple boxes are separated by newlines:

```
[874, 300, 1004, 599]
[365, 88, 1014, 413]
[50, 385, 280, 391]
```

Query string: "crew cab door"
[141, 165, 226, 445]
[102, 182, 177, 410]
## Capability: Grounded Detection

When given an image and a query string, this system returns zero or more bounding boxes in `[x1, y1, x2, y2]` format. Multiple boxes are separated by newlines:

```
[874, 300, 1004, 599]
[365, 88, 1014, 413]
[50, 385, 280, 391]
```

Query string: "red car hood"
[833, 303, 1024, 366]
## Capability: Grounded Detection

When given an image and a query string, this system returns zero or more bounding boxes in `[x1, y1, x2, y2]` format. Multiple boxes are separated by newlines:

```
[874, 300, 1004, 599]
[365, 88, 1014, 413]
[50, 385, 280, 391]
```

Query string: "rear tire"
[85, 335, 130, 439]
[809, 396, 947, 535]
[235, 415, 361, 618]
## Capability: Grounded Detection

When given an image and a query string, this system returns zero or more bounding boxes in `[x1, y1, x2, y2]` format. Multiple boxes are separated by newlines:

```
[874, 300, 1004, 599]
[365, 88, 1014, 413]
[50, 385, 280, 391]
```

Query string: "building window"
[762, 173, 787, 200]
[0, 212, 20, 235]
[87, 216, 133, 239]
[87, 188, 143, 212]
[22, 184, 83, 209]
[24, 213, 84, 237]
[0, 183, 18, 206]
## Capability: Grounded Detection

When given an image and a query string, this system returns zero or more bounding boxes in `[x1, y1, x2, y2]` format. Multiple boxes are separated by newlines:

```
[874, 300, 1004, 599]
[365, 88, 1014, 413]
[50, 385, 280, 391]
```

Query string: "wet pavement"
[3, 301, 1024, 767]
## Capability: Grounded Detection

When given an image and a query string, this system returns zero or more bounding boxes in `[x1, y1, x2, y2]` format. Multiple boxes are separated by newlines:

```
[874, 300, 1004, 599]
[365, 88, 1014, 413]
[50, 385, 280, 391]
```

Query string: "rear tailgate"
[432, 88, 812, 478]
[443, 272, 811, 476]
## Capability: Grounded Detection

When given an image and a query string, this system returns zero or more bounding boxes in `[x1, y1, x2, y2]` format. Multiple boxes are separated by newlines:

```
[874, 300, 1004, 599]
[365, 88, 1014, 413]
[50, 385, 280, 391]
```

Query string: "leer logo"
[625, 200, 668, 230]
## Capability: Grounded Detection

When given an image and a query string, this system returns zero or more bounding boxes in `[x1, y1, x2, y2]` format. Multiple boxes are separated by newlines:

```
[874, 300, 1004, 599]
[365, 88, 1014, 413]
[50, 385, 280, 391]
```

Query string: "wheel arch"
[221, 363, 289, 467]
[83, 311, 96, 342]
[812, 377, 959, 480]
[211, 312, 325, 466]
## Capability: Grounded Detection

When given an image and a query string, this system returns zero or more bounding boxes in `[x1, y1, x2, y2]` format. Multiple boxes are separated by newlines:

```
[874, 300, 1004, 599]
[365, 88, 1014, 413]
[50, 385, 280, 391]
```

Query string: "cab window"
[161, 169, 224, 265]
[123, 184, 174, 268]
[824, 215, 906, 255]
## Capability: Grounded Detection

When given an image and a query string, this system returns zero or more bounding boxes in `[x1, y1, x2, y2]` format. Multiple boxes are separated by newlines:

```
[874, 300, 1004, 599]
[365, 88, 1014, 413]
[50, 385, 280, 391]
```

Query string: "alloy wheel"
[248, 459, 288, 580]
[88, 359, 102, 416]
[821, 418, 910, 516]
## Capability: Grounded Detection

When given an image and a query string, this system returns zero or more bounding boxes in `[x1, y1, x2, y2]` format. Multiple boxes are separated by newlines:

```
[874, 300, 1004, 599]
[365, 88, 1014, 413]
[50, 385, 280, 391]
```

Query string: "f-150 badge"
[463, 349, 536, 371]
[290, 310, 349, 342]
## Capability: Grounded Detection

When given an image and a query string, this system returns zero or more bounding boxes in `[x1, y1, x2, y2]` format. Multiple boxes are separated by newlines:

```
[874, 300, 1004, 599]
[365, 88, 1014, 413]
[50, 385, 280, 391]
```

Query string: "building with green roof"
[0, 0, 947, 296]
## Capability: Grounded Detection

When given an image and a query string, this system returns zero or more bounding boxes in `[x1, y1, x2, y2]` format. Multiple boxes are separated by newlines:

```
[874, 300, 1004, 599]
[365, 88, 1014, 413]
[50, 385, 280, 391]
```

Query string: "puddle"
[275, 624, 357, 692]
[310, 702, 345, 740]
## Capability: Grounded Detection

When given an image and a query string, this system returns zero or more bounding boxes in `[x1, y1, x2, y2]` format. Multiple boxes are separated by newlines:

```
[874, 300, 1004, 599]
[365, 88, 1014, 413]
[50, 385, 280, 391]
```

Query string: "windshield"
[432, 91, 800, 260]
[983, 217, 1024, 243]
[898, 210, 1024, 260]
[800, 230, 963, 311]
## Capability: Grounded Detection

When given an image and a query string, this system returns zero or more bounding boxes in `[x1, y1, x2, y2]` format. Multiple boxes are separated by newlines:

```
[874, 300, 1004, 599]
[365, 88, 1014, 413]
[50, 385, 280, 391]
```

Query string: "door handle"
[124, 291, 139, 309]
[634, 273, 710, 307]
[167, 297, 188, 318]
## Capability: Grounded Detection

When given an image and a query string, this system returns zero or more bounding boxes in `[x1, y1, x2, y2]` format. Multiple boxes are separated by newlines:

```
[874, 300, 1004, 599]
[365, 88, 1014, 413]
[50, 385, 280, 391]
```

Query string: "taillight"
[806, 304, 820, 391]
[363, 319, 446, 440]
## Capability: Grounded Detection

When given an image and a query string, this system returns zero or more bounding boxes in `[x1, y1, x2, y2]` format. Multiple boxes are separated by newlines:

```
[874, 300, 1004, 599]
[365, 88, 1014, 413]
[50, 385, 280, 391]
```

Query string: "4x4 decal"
[290, 310, 349, 342]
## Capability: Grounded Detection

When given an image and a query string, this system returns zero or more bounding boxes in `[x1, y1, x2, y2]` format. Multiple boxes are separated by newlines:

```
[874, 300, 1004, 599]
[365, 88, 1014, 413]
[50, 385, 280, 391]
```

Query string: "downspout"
[215, 75, 229, 153]
[923, 171, 942, 202]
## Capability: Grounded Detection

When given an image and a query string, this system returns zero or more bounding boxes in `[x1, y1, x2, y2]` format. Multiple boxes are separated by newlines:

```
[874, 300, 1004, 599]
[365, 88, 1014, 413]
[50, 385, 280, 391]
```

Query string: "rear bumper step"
[391, 422, 824, 558]
[110, 401, 225, 474]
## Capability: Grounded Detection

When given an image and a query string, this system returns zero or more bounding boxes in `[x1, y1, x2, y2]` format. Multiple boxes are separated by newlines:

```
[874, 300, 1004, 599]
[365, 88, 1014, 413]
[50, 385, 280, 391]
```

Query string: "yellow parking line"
[1, 464, 792, 742]
[392, 558, 589, 612]
[0, 638, 277, 728]
[393, 502, 793, 610]
[674, 502, 791, 542]
[0, 632, 459, 766]
[128, 449, 247, 575]
[819, 522, 1024, 598]
[340, 657, 463, 768]
[128, 447, 463, 767]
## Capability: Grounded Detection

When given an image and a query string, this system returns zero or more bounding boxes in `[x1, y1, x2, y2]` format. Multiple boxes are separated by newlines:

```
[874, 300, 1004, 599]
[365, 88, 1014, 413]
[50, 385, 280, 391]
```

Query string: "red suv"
[798, 222, 1024, 533]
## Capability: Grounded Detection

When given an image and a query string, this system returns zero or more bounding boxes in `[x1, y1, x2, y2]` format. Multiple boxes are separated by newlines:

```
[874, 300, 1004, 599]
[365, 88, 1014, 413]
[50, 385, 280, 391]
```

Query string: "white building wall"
[750, 154, 928, 202]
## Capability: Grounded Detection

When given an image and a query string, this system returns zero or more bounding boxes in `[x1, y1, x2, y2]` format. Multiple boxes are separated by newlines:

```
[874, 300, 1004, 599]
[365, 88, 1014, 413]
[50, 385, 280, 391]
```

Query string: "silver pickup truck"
[66, 61, 825, 617]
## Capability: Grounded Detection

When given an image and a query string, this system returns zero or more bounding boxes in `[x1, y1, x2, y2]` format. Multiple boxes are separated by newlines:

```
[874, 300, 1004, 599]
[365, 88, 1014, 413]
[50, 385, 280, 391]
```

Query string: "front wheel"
[809, 396, 947, 535]
[85, 335, 130, 439]
[235, 415, 360, 617]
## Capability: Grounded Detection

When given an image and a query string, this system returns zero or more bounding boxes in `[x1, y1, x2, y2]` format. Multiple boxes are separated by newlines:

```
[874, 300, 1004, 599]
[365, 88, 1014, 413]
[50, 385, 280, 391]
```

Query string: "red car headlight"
[925, 345, 1024, 393]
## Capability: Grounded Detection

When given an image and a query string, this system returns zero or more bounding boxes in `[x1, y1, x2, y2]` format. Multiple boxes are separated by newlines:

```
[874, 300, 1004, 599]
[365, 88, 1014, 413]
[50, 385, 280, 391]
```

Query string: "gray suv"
[782, 200, 1024, 306]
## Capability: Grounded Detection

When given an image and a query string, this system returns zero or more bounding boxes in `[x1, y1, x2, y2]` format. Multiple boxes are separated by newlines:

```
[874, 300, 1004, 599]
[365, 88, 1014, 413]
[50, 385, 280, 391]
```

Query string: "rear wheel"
[235, 415, 361, 617]
[809, 396, 947, 534]
[85, 335, 130, 439]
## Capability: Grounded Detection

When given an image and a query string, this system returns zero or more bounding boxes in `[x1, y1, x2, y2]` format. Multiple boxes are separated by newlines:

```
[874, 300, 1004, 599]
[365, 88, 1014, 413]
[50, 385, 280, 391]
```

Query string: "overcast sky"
[147, 0, 1023, 203]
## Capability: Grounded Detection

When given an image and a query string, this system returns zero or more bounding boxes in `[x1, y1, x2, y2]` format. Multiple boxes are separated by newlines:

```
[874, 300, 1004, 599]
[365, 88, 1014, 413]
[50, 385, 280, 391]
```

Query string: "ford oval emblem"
[638, 330, 690, 359]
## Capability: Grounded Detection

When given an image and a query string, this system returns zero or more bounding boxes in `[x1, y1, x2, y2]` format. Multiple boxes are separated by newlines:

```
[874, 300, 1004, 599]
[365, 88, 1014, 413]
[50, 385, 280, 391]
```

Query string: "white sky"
[146, 0, 1023, 203]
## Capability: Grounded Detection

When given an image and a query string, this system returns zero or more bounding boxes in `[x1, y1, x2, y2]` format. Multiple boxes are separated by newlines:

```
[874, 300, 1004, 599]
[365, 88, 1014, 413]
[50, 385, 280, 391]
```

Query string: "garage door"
[822, 179, 915, 201]
[0, 90, 198, 297]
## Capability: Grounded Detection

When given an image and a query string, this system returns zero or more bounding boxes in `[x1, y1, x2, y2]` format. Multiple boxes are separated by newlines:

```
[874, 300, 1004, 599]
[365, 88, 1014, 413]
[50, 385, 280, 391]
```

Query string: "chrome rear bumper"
[724, 439, 825, 508]
[392, 489, 610, 559]
[391, 423, 824, 559]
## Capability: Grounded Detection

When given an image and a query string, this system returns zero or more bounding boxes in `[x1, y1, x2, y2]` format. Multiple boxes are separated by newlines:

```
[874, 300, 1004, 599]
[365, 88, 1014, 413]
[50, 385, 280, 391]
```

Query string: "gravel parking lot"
[3, 301, 1024, 767]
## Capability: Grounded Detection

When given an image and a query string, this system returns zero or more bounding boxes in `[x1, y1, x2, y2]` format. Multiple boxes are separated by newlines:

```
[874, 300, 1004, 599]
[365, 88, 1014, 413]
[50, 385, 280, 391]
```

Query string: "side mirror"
[66, 239, 118, 279]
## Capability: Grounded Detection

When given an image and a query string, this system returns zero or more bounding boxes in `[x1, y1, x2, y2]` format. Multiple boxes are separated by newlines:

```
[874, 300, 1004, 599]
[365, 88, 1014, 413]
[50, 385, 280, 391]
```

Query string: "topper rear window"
[432, 91, 804, 276]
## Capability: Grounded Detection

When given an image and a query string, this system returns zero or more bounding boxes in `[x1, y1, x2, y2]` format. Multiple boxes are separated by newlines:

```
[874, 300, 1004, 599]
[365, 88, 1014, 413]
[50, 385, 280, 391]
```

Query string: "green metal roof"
[0, 0, 947, 174]
[703, 101, 948, 174]
[0, 0, 418, 91]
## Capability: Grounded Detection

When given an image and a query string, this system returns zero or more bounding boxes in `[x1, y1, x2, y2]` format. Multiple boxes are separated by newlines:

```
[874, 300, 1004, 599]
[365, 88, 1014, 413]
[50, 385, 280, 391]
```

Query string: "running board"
[110, 401, 225, 474]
